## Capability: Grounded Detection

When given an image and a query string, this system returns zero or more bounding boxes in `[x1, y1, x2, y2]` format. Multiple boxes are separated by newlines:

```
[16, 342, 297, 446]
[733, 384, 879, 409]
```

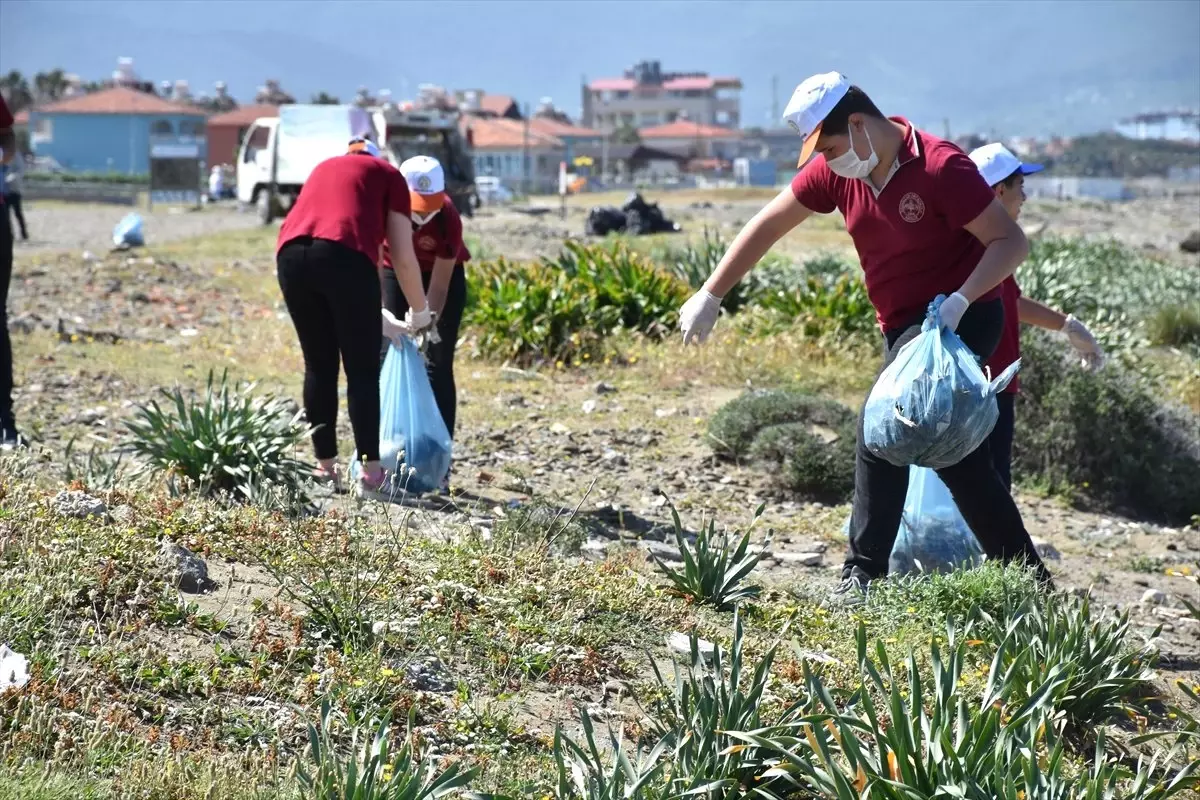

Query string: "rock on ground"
[157, 541, 213, 593]
[51, 490, 108, 520]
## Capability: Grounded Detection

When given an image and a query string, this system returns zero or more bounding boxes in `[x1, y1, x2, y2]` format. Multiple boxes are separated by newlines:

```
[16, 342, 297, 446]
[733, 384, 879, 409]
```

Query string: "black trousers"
[844, 299, 1050, 584]
[4, 193, 26, 240]
[989, 392, 1016, 491]
[380, 264, 467, 438]
[277, 237, 382, 463]
[0, 203, 12, 430]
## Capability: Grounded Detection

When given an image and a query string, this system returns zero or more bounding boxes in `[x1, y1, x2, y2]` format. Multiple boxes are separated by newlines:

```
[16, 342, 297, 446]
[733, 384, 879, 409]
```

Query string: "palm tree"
[311, 91, 340, 105]
[33, 69, 68, 104]
[0, 70, 34, 112]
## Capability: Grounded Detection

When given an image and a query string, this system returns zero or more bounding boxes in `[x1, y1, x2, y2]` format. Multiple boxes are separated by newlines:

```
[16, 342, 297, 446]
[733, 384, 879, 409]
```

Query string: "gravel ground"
[11, 200, 262, 255]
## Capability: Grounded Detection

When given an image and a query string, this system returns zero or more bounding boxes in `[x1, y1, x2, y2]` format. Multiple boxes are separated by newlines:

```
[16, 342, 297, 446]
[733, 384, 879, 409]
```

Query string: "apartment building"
[581, 60, 741, 132]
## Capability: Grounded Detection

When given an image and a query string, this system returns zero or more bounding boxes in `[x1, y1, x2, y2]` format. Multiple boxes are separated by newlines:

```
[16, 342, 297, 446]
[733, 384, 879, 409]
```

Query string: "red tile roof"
[36, 87, 206, 116]
[206, 104, 280, 127]
[662, 77, 715, 91]
[589, 75, 741, 92]
[480, 94, 518, 117]
[462, 117, 562, 150]
[639, 121, 742, 139]
[528, 118, 604, 138]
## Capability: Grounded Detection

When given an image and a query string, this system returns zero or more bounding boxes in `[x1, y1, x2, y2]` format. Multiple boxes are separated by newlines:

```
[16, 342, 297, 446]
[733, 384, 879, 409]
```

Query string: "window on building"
[151, 119, 174, 135]
[665, 111, 679, 123]
[179, 119, 204, 136]
[32, 117, 53, 142]
[640, 112, 661, 127]
[615, 91, 630, 100]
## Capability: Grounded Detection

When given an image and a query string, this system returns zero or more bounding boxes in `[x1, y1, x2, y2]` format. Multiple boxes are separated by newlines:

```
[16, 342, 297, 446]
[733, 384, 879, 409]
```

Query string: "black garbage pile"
[585, 192, 682, 236]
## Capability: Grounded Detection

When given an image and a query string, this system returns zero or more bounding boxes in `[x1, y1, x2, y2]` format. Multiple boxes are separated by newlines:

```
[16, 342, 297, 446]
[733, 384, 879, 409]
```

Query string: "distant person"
[207, 165, 225, 202]
[275, 137, 432, 498]
[678, 72, 1053, 604]
[379, 155, 471, 495]
[2, 154, 27, 242]
[968, 142, 1105, 489]
[0, 93, 20, 449]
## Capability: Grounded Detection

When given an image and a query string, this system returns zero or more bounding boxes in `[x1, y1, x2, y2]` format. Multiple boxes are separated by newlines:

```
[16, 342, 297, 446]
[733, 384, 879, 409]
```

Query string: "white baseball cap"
[969, 143, 1044, 187]
[782, 71, 851, 167]
[399, 155, 446, 213]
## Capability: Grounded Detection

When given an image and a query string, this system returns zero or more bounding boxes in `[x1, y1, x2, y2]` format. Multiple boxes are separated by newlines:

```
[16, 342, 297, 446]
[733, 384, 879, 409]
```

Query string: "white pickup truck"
[236, 103, 477, 224]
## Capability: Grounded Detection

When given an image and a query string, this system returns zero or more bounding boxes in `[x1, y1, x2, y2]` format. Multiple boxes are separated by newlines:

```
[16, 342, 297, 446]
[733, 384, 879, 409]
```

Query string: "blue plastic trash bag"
[863, 295, 1020, 469]
[351, 337, 452, 495]
[889, 465, 984, 575]
[112, 212, 144, 248]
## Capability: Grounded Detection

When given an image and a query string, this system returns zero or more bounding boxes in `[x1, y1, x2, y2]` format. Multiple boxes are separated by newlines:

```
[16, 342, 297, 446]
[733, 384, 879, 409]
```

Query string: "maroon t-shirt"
[381, 197, 472, 272]
[0, 95, 12, 208]
[277, 153, 411, 262]
[790, 117, 1002, 332]
[986, 277, 1022, 394]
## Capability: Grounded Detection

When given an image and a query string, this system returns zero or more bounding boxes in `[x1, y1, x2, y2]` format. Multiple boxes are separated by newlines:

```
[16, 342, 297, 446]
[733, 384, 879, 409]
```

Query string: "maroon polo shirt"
[986, 277, 1022, 394]
[277, 153, 411, 263]
[790, 117, 1002, 332]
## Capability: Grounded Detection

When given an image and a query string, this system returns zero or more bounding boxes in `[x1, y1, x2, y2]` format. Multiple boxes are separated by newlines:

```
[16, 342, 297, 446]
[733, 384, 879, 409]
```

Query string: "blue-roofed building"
[29, 86, 207, 175]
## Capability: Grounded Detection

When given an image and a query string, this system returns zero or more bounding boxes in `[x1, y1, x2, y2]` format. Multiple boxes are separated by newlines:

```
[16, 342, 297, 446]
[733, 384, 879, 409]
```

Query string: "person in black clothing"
[275, 137, 432, 498]
[378, 155, 471, 493]
[0, 94, 20, 448]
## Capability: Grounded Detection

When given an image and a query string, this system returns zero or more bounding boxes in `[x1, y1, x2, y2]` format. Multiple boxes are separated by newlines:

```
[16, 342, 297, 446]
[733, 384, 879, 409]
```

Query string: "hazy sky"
[2, 0, 1198, 136]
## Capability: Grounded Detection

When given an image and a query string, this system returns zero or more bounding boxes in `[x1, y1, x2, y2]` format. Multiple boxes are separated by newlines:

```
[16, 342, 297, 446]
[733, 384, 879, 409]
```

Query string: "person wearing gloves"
[969, 142, 1105, 490]
[275, 137, 432, 498]
[679, 72, 1052, 605]
[378, 155, 470, 494]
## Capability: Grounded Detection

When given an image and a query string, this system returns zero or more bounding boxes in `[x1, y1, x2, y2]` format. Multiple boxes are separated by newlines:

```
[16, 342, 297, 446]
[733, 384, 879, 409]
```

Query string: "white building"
[1115, 110, 1200, 144]
[581, 60, 742, 132]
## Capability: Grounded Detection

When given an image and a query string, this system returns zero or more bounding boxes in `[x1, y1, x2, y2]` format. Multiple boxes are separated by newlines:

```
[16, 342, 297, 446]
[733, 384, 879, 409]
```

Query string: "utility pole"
[943, 117, 951, 141]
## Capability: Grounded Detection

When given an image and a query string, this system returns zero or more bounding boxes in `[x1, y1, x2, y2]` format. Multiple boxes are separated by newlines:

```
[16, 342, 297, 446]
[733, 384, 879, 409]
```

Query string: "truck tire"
[257, 189, 275, 225]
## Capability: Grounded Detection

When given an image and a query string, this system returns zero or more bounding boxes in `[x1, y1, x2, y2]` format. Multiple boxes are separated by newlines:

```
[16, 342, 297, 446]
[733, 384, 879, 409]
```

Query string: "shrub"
[1015, 330, 1200, 524]
[465, 241, 688, 365]
[652, 504, 766, 610]
[755, 272, 876, 337]
[1018, 236, 1200, 351]
[654, 226, 771, 315]
[296, 700, 477, 799]
[708, 389, 857, 503]
[1148, 304, 1200, 350]
[123, 369, 313, 506]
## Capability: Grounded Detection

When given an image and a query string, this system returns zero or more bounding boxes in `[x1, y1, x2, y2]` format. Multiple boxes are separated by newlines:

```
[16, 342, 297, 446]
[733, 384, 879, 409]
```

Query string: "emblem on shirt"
[417, 235, 437, 251]
[898, 192, 925, 223]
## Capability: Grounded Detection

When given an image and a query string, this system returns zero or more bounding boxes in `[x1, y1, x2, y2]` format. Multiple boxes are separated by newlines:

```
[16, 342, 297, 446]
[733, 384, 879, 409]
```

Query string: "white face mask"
[412, 208, 440, 227]
[826, 124, 879, 180]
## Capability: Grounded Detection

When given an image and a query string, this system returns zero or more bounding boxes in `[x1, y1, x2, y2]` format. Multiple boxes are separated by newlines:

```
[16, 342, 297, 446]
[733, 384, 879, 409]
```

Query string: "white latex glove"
[680, 289, 722, 345]
[381, 308, 412, 346]
[1062, 314, 1105, 370]
[406, 306, 433, 333]
[938, 292, 970, 332]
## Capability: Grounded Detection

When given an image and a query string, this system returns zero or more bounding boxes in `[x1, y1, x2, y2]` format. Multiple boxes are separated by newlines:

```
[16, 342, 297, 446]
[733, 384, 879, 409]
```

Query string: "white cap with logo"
[399, 155, 447, 213]
[782, 71, 851, 167]
[968, 143, 1044, 188]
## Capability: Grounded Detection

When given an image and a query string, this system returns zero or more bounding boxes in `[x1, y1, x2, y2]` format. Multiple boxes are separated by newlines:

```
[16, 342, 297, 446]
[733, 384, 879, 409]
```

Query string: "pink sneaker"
[355, 464, 399, 503]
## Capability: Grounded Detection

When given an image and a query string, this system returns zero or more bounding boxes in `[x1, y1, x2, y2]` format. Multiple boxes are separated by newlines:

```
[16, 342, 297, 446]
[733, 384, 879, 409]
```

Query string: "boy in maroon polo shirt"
[679, 72, 1053, 604]
[968, 143, 1105, 490]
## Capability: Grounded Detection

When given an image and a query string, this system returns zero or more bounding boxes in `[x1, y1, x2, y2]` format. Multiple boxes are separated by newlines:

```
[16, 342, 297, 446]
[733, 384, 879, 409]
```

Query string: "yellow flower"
[353, 679, 365, 687]
[906, 606, 916, 614]
[380, 667, 395, 677]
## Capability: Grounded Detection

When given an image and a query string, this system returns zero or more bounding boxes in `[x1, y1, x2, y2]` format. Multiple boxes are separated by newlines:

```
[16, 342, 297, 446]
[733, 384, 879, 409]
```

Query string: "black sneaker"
[827, 567, 872, 608]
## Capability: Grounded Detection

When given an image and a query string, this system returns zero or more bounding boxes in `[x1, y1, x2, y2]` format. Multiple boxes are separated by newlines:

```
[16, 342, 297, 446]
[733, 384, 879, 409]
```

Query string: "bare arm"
[385, 211, 429, 315]
[1017, 295, 1067, 331]
[703, 186, 814, 297]
[958, 199, 1029, 302]
[426, 256, 455, 315]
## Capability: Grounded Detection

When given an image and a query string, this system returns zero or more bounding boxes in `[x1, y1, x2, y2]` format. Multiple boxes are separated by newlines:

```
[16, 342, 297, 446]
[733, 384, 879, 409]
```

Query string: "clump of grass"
[464, 240, 688, 365]
[865, 560, 1043, 630]
[652, 503, 766, 610]
[980, 593, 1158, 732]
[124, 369, 313, 507]
[1019, 236, 1200, 351]
[1016, 330, 1200, 524]
[707, 389, 857, 502]
[1148, 304, 1200, 350]
[296, 700, 477, 799]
